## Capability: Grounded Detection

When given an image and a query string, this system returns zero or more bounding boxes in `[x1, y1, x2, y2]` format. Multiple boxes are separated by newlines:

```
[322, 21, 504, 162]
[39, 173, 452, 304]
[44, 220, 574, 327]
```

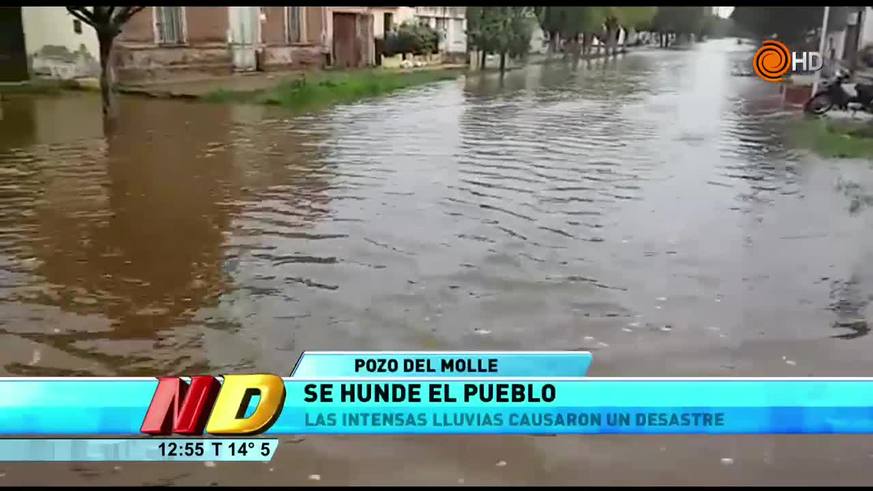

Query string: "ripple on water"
[0, 43, 833, 376]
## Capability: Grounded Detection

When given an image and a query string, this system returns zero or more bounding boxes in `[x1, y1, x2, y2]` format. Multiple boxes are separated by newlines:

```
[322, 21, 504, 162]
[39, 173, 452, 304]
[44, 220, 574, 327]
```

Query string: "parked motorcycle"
[803, 68, 873, 115]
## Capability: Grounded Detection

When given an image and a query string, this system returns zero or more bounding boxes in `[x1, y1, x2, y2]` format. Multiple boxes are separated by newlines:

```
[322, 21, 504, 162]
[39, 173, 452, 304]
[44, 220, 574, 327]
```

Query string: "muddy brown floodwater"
[2, 39, 873, 485]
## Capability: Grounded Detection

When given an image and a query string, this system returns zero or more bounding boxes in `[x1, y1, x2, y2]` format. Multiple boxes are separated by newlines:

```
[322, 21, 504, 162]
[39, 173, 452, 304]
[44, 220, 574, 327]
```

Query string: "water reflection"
[0, 96, 334, 374]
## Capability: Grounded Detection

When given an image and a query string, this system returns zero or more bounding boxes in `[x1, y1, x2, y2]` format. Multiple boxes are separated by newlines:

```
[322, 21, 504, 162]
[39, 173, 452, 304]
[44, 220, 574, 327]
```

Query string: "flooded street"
[3, 39, 873, 484]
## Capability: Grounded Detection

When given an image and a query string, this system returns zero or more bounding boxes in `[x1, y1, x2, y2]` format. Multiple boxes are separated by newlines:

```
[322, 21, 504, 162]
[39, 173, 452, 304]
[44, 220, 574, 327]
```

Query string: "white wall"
[825, 25, 846, 63]
[21, 7, 100, 79]
[445, 16, 466, 53]
[530, 25, 546, 54]
[860, 8, 873, 48]
[414, 7, 466, 54]
[372, 7, 415, 39]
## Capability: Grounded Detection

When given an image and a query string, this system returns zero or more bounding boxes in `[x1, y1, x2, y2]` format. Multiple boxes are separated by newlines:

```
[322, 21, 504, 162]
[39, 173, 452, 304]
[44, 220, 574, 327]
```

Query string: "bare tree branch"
[66, 7, 96, 28]
[92, 6, 112, 23]
[113, 7, 145, 28]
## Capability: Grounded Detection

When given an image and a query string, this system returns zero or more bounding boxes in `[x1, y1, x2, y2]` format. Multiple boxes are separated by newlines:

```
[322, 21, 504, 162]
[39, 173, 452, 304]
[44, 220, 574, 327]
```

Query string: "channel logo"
[753, 40, 822, 83]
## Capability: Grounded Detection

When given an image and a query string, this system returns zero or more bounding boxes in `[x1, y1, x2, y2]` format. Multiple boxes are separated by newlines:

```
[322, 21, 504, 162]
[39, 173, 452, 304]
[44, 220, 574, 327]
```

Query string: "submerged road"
[2, 39, 873, 484]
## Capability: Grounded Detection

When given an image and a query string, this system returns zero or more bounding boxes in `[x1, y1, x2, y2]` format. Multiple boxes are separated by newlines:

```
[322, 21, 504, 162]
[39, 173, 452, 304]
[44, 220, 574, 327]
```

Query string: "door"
[229, 7, 260, 72]
[357, 13, 373, 66]
[0, 7, 28, 82]
[333, 13, 358, 69]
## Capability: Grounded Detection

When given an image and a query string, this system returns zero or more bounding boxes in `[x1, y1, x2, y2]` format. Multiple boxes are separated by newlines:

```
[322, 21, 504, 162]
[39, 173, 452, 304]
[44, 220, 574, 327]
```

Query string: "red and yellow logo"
[753, 40, 791, 82]
[140, 374, 286, 436]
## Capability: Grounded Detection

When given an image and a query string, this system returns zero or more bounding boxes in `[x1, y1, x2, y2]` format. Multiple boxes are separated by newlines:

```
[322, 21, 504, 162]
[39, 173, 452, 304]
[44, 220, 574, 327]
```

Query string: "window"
[73, 19, 82, 34]
[435, 17, 447, 33]
[155, 7, 184, 45]
[384, 12, 393, 36]
[452, 19, 464, 45]
[287, 7, 303, 43]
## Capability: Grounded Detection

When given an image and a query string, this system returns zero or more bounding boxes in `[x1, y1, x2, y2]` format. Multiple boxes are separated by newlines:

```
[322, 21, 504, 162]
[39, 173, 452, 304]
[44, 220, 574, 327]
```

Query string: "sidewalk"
[118, 64, 468, 99]
[117, 71, 307, 98]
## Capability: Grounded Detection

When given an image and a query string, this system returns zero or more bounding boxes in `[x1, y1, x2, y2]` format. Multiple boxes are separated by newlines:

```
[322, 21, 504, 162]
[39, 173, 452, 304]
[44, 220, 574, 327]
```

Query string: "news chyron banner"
[3, 351, 873, 462]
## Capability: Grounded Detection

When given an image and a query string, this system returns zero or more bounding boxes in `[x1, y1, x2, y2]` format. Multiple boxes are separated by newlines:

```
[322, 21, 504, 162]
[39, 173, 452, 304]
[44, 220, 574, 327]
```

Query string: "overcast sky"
[716, 7, 735, 18]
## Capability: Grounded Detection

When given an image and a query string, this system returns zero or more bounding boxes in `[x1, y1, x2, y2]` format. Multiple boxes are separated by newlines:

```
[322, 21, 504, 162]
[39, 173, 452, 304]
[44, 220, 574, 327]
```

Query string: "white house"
[822, 7, 873, 74]
[22, 7, 99, 80]
[371, 7, 415, 39]
[414, 7, 466, 62]
[529, 25, 547, 55]
[0, 7, 99, 82]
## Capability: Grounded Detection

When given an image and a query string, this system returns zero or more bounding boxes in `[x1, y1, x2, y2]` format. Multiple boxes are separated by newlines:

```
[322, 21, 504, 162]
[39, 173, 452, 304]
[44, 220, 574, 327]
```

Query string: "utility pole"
[812, 6, 830, 95]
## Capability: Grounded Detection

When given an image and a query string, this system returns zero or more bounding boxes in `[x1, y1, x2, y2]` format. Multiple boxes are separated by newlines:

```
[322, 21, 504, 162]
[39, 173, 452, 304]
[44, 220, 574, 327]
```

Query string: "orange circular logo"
[753, 40, 791, 82]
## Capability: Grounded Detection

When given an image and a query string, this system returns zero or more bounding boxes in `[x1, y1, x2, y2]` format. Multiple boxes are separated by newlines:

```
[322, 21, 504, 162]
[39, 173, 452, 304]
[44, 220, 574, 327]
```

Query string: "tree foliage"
[467, 7, 535, 71]
[537, 7, 599, 40]
[66, 7, 143, 37]
[383, 22, 440, 57]
[617, 7, 659, 31]
[700, 15, 735, 39]
[535, 7, 656, 47]
[651, 7, 707, 35]
[730, 6, 824, 44]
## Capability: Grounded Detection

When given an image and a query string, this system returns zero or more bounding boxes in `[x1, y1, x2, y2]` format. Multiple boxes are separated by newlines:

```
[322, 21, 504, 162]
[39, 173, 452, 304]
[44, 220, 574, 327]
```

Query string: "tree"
[652, 7, 706, 47]
[509, 8, 536, 62]
[66, 7, 144, 116]
[384, 22, 440, 58]
[536, 6, 565, 56]
[534, 7, 656, 61]
[591, 7, 625, 57]
[700, 15, 735, 40]
[614, 7, 657, 51]
[468, 7, 534, 74]
[731, 6, 824, 45]
[466, 6, 489, 68]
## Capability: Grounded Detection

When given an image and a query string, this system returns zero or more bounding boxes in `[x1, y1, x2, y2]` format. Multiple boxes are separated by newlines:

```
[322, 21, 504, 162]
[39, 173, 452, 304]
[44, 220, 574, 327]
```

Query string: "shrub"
[383, 22, 441, 57]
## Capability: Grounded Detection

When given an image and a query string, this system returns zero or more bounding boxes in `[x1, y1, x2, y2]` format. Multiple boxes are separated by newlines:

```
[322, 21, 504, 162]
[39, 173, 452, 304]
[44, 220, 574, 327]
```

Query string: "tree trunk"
[480, 49, 486, 69]
[548, 31, 558, 57]
[499, 51, 506, 74]
[607, 26, 618, 57]
[97, 32, 115, 116]
[582, 32, 593, 58]
[568, 35, 581, 66]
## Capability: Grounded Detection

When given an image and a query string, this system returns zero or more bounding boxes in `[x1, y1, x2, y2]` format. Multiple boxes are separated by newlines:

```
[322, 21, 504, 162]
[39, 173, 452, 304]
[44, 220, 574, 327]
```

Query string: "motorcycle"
[803, 68, 873, 115]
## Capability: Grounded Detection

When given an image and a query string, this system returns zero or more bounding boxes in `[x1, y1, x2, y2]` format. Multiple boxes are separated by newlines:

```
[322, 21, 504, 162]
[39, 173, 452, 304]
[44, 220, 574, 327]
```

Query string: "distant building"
[822, 7, 873, 74]
[0, 7, 99, 82]
[529, 25, 547, 55]
[1, 7, 382, 83]
[114, 7, 377, 82]
[414, 7, 466, 62]
[371, 7, 415, 39]
[371, 7, 466, 66]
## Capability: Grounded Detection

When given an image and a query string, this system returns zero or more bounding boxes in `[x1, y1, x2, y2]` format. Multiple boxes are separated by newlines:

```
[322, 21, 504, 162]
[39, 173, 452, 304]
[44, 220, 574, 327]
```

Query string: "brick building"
[114, 7, 374, 82]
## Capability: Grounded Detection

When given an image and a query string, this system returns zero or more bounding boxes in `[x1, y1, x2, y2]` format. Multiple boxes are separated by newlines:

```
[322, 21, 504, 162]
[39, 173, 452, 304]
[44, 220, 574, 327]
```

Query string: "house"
[371, 7, 415, 39]
[821, 7, 873, 75]
[2, 7, 377, 84]
[0, 7, 100, 82]
[414, 7, 466, 63]
[369, 7, 466, 66]
[529, 25, 547, 55]
[114, 7, 374, 82]
[324, 7, 375, 69]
